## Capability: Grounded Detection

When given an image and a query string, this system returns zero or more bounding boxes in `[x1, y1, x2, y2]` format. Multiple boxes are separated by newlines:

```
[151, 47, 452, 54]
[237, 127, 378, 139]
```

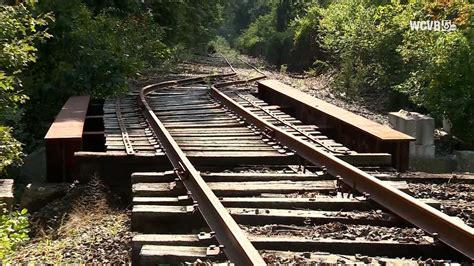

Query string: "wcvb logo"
[410, 20, 457, 31]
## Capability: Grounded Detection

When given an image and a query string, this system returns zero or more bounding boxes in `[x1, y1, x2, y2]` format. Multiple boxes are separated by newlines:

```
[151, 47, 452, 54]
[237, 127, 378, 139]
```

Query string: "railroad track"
[105, 55, 473, 264]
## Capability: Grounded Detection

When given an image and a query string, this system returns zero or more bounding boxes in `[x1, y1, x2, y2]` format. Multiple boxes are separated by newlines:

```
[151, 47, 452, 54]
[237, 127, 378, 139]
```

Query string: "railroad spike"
[177, 194, 191, 201]
[363, 192, 371, 199]
[321, 166, 328, 174]
[206, 245, 221, 256]
[185, 204, 197, 213]
[198, 231, 215, 241]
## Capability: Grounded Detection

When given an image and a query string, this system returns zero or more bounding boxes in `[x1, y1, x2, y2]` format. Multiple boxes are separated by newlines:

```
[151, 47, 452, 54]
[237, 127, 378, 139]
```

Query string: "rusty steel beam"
[209, 86, 474, 260]
[257, 80, 414, 171]
[138, 76, 265, 265]
[235, 93, 348, 155]
[45, 96, 90, 182]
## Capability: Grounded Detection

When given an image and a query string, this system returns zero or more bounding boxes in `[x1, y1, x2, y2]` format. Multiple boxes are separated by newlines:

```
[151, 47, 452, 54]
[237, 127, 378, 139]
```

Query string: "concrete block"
[0, 179, 14, 210]
[454, 150, 474, 172]
[388, 111, 417, 137]
[414, 114, 434, 145]
[442, 117, 452, 134]
[410, 144, 435, 158]
[389, 110, 435, 157]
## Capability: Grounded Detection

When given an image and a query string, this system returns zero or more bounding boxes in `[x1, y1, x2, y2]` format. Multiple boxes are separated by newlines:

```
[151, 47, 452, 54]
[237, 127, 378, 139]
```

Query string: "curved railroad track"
[119, 54, 474, 264]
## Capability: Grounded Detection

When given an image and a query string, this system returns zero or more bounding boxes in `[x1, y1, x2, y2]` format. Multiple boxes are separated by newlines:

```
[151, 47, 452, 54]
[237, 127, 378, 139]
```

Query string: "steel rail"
[213, 76, 267, 88]
[237, 57, 267, 77]
[209, 86, 474, 260]
[218, 53, 237, 74]
[236, 93, 349, 155]
[138, 73, 266, 265]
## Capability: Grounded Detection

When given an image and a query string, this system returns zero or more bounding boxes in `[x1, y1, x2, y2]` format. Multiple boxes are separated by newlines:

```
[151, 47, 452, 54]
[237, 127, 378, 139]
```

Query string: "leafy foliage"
[235, 0, 322, 69]
[232, 0, 474, 145]
[317, 0, 473, 143]
[292, 4, 326, 72]
[0, 127, 22, 174]
[0, 4, 52, 171]
[318, 1, 411, 97]
[0, 4, 52, 123]
[397, 21, 473, 144]
[0, 208, 30, 260]
[237, 6, 295, 67]
[237, 13, 276, 57]
[147, 0, 224, 50]
[220, 0, 272, 44]
[18, 0, 172, 145]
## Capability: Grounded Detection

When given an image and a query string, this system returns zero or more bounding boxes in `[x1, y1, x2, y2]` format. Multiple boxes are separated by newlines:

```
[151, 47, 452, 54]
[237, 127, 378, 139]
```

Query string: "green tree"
[235, 0, 319, 69]
[20, 0, 171, 145]
[292, 3, 327, 71]
[0, 4, 52, 173]
[147, 0, 224, 51]
[397, 1, 473, 144]
[318, 0, 411, 97]
[220, 0, 272, 44]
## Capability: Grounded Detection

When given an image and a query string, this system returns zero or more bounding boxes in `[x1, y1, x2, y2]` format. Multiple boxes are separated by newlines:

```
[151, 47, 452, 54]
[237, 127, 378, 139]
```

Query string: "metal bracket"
[206, 245, 224, 256]
[173, 178, 185, 189]
[263, 126, 275, 138]
[321, 166, 328, 174]
[198, 231, 215, 241]
[185, 204, 198, 213]
[174, 161, 189, 180]
[177, 193, 191, 202]
[169, 181, 177, 191]
[430, 232, 440, 244]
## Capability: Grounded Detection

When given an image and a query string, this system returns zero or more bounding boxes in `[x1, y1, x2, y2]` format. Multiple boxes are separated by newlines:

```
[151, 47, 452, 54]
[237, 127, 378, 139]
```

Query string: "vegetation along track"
[125, 55, 474, 264]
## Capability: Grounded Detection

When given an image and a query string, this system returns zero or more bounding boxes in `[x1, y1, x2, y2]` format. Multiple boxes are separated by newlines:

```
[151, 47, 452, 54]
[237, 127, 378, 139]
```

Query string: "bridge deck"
[257, 80, 414, 171]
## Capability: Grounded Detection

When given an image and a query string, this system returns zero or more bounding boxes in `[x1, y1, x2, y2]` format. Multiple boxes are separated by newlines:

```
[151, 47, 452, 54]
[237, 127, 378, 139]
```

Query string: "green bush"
[26, 0, 170, 98]
[394, 1, 473, 145]
[20, 1, 171, 144]
[235, 0, 327, 70]
[292, 4, 327, 72]
[147, 0, 224, 51]
[318, 1, 411, 97]
[0, 4, 52, 123]
[0, 4, 52, 170]
[237, 10, 295, 67]
[316, 0, 474, 144]
[0, 208, 30, 260]
[0, 127, 22, 175]
[397, 27, 473, 145]
[237, 13, 276, 57]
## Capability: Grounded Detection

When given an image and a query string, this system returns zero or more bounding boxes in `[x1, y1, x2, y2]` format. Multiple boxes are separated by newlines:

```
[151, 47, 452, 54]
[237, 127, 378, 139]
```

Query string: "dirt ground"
[10, 177, 132, 264]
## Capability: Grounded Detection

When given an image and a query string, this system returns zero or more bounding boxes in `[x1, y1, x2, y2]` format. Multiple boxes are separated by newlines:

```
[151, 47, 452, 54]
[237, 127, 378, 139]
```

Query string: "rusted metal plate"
[45, 96, 90, 182]
[45, 96, 90, 140]
[257, 80, 414, 171]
